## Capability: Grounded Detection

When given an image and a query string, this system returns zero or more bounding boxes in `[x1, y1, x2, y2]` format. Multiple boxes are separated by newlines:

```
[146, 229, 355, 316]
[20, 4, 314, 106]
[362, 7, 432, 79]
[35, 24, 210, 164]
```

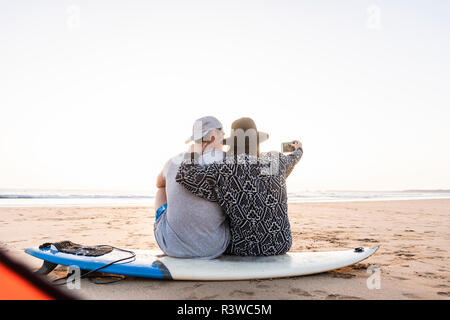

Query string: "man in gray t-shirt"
[153, 117, 230, 259]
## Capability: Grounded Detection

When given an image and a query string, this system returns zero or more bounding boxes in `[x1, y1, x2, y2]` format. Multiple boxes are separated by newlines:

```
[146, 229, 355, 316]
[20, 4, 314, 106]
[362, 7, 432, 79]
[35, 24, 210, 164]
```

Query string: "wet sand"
[1, 199, 449, 299]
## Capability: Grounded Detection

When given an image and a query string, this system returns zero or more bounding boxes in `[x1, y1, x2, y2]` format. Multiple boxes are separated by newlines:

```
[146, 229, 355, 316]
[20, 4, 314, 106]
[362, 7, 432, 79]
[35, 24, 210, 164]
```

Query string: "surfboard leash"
[52, 245, 136, 286]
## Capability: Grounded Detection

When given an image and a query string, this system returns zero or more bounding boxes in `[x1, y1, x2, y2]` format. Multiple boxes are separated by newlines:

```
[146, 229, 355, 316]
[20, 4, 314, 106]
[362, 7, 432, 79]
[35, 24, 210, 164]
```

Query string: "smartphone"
[281, 141, 295, 153]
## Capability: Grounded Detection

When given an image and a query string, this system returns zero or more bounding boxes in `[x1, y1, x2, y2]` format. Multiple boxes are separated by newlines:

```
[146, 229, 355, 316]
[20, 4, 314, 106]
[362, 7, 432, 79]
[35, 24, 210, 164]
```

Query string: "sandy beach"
[1, 199, 449, 300]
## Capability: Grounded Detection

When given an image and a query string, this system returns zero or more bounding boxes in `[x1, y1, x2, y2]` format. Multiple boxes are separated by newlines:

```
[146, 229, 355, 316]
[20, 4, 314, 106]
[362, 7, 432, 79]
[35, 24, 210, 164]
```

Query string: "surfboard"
[25, 246, 378, 281]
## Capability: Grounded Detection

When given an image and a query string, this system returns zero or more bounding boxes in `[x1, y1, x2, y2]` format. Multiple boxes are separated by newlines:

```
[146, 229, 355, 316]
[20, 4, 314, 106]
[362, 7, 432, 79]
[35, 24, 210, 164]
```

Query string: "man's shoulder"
[164, 153, 186, 173]
[167, 151, 227, 170]
[171, 152, 187, 162]
[200, 150, 226, 165]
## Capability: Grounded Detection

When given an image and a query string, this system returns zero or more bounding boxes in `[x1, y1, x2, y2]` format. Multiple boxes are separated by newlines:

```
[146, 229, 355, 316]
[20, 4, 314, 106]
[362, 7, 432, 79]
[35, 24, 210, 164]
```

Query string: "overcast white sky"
[1, 0, 449, 193]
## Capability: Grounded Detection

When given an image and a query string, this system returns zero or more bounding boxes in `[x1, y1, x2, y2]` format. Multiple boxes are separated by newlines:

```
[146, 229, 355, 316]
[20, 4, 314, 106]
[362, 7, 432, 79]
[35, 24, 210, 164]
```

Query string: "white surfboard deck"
[25, 246, 379, 281]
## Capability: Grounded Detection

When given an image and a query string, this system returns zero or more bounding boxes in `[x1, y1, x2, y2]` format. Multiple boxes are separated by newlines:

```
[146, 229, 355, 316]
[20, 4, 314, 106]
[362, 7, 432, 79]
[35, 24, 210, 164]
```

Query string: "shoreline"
[2, 196, 450, 208]
[1, 199, 449, 299]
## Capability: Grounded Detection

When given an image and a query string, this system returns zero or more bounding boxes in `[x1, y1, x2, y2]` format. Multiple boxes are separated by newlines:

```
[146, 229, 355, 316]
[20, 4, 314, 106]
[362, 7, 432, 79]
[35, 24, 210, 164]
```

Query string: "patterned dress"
[175, 148, 303, 256]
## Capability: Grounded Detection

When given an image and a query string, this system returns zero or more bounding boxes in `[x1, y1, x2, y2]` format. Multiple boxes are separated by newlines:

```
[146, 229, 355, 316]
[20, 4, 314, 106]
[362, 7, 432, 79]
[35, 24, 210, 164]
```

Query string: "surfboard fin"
[36, 260, 58, 275]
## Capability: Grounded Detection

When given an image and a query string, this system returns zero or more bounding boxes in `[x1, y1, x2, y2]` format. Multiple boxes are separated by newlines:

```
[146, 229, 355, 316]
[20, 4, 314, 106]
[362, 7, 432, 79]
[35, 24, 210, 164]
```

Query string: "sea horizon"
[1, 188, 450, 207]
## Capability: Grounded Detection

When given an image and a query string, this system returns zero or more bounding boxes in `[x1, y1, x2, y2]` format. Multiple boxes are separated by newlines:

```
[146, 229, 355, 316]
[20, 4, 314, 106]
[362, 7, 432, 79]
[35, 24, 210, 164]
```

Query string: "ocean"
[1, 189, 450, 207]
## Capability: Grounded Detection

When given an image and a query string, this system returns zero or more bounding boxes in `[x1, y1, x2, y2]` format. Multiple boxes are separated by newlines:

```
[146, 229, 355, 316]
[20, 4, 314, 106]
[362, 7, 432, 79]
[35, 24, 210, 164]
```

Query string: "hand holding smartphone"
[281, 140, 302, 153]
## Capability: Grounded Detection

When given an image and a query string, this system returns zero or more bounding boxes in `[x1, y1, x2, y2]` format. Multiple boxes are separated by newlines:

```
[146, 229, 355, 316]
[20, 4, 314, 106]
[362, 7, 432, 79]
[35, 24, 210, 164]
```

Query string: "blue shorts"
[155, 203, 167, 222]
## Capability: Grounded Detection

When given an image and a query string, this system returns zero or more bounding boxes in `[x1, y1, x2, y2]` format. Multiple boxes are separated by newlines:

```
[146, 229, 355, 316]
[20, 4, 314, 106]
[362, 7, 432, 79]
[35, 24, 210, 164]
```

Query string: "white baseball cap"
[185, 116, 223, 144]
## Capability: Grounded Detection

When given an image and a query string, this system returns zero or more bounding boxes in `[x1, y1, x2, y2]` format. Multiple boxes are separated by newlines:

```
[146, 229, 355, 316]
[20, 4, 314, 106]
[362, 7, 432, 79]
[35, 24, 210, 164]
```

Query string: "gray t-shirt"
[154, 150, 230, 259]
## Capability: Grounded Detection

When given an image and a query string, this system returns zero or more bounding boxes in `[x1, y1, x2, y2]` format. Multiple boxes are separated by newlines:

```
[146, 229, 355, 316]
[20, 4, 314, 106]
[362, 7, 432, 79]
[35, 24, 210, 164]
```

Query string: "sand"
[1, 199, 449, 300]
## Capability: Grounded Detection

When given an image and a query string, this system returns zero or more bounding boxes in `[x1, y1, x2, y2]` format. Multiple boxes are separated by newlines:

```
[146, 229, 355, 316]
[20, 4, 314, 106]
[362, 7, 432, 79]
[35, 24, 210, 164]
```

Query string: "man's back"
[154, 151, 230, 259]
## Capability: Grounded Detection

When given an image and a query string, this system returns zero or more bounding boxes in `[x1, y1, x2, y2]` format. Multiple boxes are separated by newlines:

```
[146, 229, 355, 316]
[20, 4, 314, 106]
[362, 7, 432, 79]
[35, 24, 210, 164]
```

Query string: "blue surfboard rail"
[25, 247, 172, 280]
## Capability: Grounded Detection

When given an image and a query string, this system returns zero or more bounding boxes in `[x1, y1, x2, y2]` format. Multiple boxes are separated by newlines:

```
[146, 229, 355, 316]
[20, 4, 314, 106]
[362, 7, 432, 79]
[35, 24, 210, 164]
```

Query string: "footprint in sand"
[357, 238, 379, 243]
[326, 294, 362, 300]
[392, 276, 409, 281]
[403, 293, 420, 299]
[437, 292, 450, 297]
[312, 290, 327, 296]
[230, 290, 255, 298]
[350, 263, 371, 270]
[200, 295, 219, 300]
[394, 252, 415, 258]
[415, 272, 445, 280]
[288, 288, 312, 297]
[329, 270, 356, 279]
